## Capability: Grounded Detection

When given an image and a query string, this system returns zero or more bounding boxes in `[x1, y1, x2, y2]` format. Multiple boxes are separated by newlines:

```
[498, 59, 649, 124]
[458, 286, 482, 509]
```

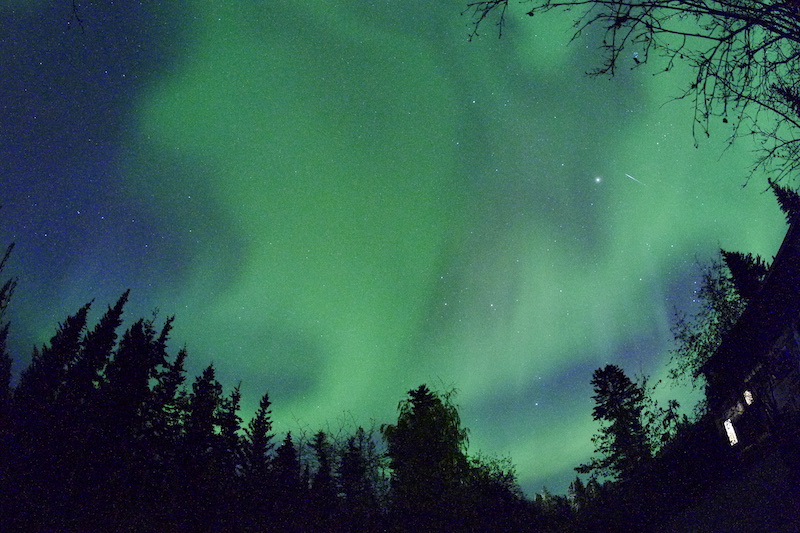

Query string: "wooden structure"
[702, 192, 800, 452]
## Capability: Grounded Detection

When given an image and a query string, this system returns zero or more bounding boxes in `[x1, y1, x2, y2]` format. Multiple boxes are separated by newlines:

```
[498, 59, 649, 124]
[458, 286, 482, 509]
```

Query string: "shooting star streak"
[625, 173, 645, 185]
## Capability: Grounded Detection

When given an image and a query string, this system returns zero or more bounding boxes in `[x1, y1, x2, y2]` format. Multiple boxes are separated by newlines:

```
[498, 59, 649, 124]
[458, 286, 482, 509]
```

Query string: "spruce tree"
[273, 432, 304, 530]
[9, 302, 96, 530]
[383, 385, 470, 530]
[143, 346, 189, 531]
[568, 476, 587, 512]
[14, 301, 91, 414]
[243, 392, 275, 478]
[721, 250, 768, 302]
[216, 383, 243, 530]
[102, 317, 173, 441]
[218, 383, 243, 475]
[338, 427, 382, 528]
[309, 430, 337, 528]
[241, 392, 275, 532]
[149, 346, 189, 447]
[63, 291, 129, 410]
[770, 180, 800, 224]
[181, 364, 224, 530]
[185, 364, 223, 461]
[0, 242, 14, 426]
[577, 365, 650, 483]
[0, 241, 15, 530]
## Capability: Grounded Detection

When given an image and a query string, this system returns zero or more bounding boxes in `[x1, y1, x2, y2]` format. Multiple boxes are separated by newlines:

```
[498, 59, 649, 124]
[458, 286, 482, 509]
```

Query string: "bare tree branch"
[466, 0, 800, 183]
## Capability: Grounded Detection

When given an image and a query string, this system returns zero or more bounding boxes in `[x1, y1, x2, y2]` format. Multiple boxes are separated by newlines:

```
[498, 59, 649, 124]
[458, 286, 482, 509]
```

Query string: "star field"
[0, 1, 789, 494]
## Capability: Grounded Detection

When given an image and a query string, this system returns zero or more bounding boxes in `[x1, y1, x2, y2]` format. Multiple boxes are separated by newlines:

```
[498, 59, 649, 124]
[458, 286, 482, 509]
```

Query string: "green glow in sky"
[10, 2, 787, 494]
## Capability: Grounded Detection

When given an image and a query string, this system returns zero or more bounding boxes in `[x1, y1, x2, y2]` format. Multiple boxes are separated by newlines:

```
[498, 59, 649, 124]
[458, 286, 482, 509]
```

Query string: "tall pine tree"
[383, 385, 470, 530]
[309, 430, 337, 529]
[273, 432, 305, 531]
[577, 365, 650, 483]
[721, 250, 768, 302]
[241, 392, 276, 532]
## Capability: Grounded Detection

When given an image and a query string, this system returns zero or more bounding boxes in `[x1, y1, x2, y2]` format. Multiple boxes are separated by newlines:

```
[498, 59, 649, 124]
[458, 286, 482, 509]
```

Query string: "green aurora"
[1, 1, 790, 493]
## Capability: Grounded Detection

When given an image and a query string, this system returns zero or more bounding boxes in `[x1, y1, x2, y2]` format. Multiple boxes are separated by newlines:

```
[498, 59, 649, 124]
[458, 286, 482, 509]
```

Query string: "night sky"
[1, 1, 790, 494]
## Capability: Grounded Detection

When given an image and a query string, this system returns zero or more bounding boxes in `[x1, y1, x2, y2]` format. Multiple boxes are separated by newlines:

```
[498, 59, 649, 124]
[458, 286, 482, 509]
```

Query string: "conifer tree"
[14, 301, 91, 414]
[243, 392, 275, 481]
[0, 241, 15, 529]
[309, 430, 337, 528]
[273, 432, 304, 531]
[182, 363, 224, 530]
[216, 383, 244, 530]
[9, 302, 96, 530]
[102, 317, 173, 444]
[9, 302, 92, 525]
[185, 364, 223, 460]
[770, 180, 800, 224]
[62, 291, 129, 412]
[577, 365, 650, 483]
[338, 426, 382, 528]
[139, 345, 189, 531]
[383, 385, 470, 530]
[241, 392, 275, 532]
[721, 250, 768, 302]
[568, 476, 588, 512]
[0, 242, 14, 425]
[218, 383, 243, 475]
[149, 346, 189, 448]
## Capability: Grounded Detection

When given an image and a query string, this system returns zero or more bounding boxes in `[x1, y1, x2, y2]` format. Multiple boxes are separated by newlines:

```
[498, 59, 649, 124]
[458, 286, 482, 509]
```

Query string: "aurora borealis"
[1, 1, 791, 494]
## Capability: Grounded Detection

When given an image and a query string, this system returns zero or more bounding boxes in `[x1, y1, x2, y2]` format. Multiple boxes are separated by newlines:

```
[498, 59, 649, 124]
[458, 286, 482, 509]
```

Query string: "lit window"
[724, 419, 738, 446]
[744, 390, 754, 405]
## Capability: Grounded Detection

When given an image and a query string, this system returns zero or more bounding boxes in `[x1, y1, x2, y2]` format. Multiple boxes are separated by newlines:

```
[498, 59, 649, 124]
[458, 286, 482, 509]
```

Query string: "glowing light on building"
[744, 390, 754, 405]
[724, 418, 738, 446]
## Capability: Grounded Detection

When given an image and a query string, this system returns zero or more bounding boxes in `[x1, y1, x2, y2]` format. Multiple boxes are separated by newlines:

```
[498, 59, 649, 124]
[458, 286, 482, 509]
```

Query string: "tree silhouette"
[101, 316, 174, 438]
[308, 430, 337, 529]
[7, 272, 784, 530]
[273, 432, 305, 532]
[577, 365, 650, 483]
[721, 250, 768, 302]
[147, 346, 189, 458]
[464, 453, 529, 531]
[14, 301, 91, 416]
[0, 240, 15, 531]
[143, 345, 189, 530]
[62, 290, 129, 411]
[215, 383, 244, 530]
[8, 302, 93, 528]
[382, 384, 470, 530]
[669, 256, 746, 387]
[241, 392, 276, 532]
[218, 383, 244, 472]
[181, 363, 225, 530]
[0, 241, 14, 421]
[0, 242, 14, 416]
[466, 0, 800, 181]
[770, 178, 800, 223]
[338, 426, 384, 530]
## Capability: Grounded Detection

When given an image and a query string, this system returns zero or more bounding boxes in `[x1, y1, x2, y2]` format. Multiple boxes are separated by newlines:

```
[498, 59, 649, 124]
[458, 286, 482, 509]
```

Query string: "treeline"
[4, 185, 800, 531]
[0, 261, 755, 532]
[0, 286, 576, 532]
[0, 291, 747, 533]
